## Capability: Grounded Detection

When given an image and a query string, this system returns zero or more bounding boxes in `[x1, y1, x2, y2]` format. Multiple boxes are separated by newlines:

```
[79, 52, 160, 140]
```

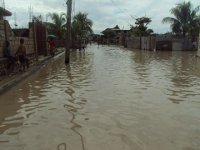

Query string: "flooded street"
[0, 44, 200, 150]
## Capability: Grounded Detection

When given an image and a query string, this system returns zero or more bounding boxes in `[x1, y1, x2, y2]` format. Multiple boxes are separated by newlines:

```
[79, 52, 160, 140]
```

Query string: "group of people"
[3, 38, 29, 72]
[3, 37, 56, 73]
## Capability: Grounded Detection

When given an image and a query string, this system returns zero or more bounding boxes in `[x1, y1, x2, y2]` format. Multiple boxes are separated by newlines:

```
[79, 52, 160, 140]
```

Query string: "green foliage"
[101, 28, 116, 38]
[162, 1, 200, 36]
[135, 17, 152, 27]
[130, 17, 153, 36]
[45, 12, 66, 39]
[71, 12, 93, 40]
[113, 25, 120, 29]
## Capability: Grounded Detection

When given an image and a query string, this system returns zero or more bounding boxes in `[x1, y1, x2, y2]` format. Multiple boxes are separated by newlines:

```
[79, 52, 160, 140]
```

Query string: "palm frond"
[163, 1, 200, 36]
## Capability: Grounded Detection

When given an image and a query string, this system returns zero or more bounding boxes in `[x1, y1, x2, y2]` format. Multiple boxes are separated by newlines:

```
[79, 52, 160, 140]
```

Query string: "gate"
[34, 19, 47, 56]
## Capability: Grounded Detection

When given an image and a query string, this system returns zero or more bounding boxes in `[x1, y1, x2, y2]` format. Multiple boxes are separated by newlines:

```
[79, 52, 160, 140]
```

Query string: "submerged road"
[0, 44, 200, 150]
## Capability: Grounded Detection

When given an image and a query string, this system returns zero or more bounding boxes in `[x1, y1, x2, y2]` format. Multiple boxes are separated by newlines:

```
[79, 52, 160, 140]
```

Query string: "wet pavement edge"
[0, 49, 65, 95]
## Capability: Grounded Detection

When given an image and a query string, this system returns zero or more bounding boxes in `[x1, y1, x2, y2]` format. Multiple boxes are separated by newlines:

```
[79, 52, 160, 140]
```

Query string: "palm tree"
[162, 1, 200, 36]
[130, 17, 154, 36]
[72, 12, 93, 39]
[71, 12, 93, 48]
[45, 12, 66, 39]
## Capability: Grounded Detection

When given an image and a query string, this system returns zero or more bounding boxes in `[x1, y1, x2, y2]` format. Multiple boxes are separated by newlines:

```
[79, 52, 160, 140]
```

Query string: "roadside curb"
[0, 56, 51, 95]
[0, 49, 64, 95]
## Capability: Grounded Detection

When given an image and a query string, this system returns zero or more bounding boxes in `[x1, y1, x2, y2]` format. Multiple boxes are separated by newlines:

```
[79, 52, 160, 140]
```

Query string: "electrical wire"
[109, 0, 133, 26]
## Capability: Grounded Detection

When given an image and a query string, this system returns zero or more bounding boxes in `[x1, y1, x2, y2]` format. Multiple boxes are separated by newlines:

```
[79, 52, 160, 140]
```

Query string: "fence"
[126, 36, 140, 49]
[126, 35, 199, 51]
[126, 36, 156, 50]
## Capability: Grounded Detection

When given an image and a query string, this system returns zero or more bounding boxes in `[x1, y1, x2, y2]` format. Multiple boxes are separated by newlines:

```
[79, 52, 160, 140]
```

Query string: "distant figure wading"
[48, 37, 56, 56]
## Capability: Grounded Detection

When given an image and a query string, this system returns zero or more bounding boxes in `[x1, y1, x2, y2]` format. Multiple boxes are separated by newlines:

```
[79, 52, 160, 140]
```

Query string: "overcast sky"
[1, 0, 200, 34]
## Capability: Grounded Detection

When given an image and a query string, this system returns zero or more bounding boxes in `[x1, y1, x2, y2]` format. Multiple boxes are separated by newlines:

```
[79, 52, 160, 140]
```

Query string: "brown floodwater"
[0, 44, 200, 150]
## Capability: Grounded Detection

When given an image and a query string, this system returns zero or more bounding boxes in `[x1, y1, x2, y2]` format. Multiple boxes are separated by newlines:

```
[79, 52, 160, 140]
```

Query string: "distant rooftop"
[0, 7, 12, 19]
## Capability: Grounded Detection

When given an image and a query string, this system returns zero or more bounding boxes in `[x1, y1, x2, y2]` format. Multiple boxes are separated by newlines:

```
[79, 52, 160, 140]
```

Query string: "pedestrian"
[15, 38, 29, 71]
[3, 40, 15, 70]
[192, 41, 197, 50]
[48, 37, 56, 56]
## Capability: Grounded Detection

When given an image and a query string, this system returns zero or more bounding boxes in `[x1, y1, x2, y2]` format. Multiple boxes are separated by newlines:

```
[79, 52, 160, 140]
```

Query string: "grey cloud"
[3, 0, 200, 33]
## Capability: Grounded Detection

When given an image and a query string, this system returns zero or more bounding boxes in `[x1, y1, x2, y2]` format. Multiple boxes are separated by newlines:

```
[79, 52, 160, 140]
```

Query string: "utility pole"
[2, 0, 5, 9]
[65, 0, 72, 64]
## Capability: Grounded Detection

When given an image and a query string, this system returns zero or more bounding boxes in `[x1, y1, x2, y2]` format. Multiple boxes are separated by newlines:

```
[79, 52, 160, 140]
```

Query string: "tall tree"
[113, 25, 120, 29]
[71, 12, 93, 41]
[162, 1, 200, 36]
[45, 12, 66, 39]
[130, 17, 153, 36]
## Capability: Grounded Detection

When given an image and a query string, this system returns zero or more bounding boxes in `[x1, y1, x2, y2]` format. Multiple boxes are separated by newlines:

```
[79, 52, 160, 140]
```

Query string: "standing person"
[48, 37, 56, 56]
[16, 38, 29, 71]
[3, 40, 15, 70]
[192, 37, 197, 50]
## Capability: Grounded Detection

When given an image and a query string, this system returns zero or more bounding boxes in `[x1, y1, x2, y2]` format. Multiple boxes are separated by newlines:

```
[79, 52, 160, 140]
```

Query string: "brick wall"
[0, 19, 35, 58]
[8, 37, 34, 55]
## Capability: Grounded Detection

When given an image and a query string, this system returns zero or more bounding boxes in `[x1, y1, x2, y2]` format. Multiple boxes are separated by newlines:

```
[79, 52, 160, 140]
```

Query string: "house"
[101, 26, 130, 45]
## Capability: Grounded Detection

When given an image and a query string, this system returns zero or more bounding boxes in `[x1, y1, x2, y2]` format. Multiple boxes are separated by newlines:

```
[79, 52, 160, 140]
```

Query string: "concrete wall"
[156, 41, 172, 51]
[127, 36, 156, 50]
[141, 36, 156, 50]
[156, 35, 195, 51]
[172, 41, 182, 51]
[0, 19, 35, 58]
[127, 36, 140, 49]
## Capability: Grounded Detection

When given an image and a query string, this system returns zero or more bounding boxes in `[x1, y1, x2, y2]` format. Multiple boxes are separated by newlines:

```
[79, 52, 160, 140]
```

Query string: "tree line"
[102, 1, 200, 38]
[45, 12, 93, 47]
[44, 1, 199, 42]
[163, 1, 200, 36]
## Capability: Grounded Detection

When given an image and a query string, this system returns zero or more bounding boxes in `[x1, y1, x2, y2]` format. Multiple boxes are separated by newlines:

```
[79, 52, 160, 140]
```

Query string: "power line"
[109, 0, 133, 26]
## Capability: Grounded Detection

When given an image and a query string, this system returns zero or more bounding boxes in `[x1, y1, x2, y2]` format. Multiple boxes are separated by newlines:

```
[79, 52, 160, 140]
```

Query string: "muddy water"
[0, 44, 200, 150]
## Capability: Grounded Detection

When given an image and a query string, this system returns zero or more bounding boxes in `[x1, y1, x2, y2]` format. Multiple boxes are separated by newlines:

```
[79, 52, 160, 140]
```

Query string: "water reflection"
[63, 52, 93, 150]
[0, 51, 93, 149]
[130, 49, 200, 104]
[0, 44, 200, 150]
